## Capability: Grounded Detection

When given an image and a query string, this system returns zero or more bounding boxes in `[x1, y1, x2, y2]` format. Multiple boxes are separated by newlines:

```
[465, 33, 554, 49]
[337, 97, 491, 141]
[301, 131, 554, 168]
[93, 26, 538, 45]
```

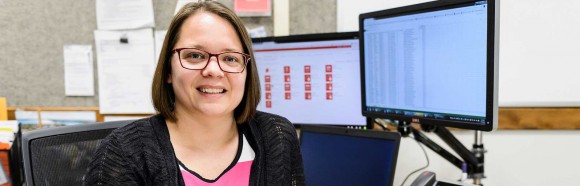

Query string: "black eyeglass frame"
[173, 47, 251, 73]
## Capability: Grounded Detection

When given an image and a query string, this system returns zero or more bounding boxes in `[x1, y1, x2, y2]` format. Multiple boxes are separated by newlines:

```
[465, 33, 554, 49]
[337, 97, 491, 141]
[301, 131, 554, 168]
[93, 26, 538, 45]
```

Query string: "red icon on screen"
[326, 74, 332, 82]
[326, 92, 333, 100]
[304, 74, 311, 82]
[265, 75, 270, 82]
[325, 65, 332, 72]
[265, 84, 271, 91]
[266, 101, 272, 108]
[305, 83, 311, 91]
[304, 65, 311, 73]
[305, 92, 311, 100]
[326, 83, 333, 91]
[284, 75, 291, 82]
[266, 92, 271, 99]
[285, 84, 291, 91]
[284, 66, 290, 74]
[285, 92, 291, 100]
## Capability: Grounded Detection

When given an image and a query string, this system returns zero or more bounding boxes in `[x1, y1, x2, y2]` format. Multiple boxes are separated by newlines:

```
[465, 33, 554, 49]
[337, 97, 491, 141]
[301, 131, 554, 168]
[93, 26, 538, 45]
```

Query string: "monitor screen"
[359, 0, 498, 131]
[300, 125, 400, 186]
[252, 32, 368, 128]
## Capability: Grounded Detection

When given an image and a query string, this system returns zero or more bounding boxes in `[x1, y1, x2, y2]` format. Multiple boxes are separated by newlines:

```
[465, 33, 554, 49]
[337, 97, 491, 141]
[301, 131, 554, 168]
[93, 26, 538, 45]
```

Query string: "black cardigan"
[84, 111, 305, 186]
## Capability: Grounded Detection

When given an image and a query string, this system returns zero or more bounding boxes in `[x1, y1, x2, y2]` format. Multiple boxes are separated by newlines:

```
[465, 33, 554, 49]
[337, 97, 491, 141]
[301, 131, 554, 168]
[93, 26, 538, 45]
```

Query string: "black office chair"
[20, 120, 134, 185]
[9, 124, 25, 186]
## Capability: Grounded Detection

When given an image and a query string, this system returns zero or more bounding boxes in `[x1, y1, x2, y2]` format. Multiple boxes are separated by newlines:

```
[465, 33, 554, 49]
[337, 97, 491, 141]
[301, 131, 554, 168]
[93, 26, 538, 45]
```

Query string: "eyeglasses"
[173, 48, 251, 73]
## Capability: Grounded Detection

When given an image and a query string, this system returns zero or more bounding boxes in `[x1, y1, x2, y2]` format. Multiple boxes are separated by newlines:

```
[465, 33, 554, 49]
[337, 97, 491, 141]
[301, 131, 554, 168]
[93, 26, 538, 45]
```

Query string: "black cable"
[400, 136, 430, 186]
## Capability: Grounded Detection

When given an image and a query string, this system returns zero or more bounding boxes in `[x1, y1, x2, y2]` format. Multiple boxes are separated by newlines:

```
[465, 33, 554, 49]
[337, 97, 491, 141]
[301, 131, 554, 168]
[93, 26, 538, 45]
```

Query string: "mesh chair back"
[21, 120, 133, 185]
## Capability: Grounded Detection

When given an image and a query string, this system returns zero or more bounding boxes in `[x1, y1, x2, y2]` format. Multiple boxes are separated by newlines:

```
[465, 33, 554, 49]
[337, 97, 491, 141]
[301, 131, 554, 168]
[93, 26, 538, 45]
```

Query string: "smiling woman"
[83, 1, 305, 186]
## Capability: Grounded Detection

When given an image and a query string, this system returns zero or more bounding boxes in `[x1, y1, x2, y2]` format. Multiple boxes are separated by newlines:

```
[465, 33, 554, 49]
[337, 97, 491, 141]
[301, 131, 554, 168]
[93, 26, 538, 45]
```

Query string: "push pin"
[120, 34, 129, 44]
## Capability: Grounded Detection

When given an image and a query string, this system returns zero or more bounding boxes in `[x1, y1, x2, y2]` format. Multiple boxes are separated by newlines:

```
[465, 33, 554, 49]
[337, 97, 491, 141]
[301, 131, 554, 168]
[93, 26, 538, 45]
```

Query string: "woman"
[84, 1, 304, 185]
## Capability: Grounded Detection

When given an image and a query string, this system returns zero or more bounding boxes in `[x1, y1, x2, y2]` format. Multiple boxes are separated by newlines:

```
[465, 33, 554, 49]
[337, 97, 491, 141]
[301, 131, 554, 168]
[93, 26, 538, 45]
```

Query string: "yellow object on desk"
[0, 97, 7, 120]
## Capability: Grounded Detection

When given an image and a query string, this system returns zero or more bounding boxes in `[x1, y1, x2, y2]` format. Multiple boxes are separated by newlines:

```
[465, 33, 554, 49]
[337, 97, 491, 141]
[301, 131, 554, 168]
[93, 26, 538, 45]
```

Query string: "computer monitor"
[359, 0, 498, 131]
[300, 125, 401, 186]
[252, 32, 368, 128]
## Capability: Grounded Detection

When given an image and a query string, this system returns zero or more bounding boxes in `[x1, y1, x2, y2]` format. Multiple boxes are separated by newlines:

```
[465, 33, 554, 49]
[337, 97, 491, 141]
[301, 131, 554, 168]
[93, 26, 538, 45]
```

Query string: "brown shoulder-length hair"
[152, 1, 260, 124]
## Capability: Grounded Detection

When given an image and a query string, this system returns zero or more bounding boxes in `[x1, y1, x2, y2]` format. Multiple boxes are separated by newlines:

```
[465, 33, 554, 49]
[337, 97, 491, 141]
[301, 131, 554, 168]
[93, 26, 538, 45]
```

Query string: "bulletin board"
[0, 0, 334, 110]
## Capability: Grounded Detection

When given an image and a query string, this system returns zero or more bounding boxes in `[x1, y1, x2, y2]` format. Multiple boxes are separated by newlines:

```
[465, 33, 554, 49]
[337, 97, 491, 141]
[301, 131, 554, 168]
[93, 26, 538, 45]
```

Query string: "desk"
[6, 107, 151, 123]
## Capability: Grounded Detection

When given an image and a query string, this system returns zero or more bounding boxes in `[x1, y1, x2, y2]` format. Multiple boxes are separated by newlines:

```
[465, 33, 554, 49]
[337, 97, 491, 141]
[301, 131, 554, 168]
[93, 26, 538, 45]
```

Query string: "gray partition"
[290, 0, 336, 35]
[0, 0, 336, 107]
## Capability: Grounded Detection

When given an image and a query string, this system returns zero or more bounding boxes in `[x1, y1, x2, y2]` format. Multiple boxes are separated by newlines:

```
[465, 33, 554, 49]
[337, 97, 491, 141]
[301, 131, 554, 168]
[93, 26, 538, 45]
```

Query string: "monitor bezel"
[358, 0, 498, 131]
[252, 32, 371, 128]
[252, 31, 359, 44]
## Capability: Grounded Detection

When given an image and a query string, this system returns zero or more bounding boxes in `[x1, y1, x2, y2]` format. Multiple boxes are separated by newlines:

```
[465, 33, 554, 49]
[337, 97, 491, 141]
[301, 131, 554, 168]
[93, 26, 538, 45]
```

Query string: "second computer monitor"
[359, 0, 499, 131]
[252, 32, 367, 128]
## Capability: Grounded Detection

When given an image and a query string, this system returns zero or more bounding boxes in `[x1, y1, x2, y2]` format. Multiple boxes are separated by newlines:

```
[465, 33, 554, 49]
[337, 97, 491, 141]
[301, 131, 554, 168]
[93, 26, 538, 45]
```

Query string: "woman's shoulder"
[105, 115, 165, 145]
[252, 111, 297, 137]
[110, 116, 153, 134]
[253, 111, 293, 127]
[86, 115, 172, 185]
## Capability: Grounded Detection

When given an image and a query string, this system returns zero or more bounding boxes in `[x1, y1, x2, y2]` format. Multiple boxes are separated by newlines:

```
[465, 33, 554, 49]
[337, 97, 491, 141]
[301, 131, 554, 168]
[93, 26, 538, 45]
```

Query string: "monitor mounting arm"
[399, 122, 486, 184]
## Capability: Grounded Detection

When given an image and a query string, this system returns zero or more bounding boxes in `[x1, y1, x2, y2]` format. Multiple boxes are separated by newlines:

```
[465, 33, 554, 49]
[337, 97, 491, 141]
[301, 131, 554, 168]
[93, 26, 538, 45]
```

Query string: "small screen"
[253, 35, 367, 126]
[300, 130, 398, 185]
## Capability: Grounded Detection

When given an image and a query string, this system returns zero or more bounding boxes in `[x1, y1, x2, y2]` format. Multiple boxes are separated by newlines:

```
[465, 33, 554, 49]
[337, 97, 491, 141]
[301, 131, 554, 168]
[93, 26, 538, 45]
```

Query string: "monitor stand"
[410, 170, 481, 186]
[395, 121, 487, 185]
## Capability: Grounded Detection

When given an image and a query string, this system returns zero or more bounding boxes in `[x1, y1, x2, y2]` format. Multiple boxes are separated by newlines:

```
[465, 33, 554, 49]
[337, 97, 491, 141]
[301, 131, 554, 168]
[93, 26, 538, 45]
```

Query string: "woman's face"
[169, 11, 247, 119]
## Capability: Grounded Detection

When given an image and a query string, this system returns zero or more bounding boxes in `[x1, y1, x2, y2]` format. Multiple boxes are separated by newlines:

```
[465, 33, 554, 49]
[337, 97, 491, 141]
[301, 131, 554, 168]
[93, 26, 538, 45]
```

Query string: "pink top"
[179, 135, 255, 186]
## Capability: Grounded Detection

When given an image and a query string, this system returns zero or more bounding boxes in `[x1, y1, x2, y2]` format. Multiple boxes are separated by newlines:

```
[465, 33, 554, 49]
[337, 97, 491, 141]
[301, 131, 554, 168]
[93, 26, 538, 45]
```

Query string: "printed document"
[96, 0, 155, 30]
[94, 28, 156, 114]
[64, 45, 95, 96]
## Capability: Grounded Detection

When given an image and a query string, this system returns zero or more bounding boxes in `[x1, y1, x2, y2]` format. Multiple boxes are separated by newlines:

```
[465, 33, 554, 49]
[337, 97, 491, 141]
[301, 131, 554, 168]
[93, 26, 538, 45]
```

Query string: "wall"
[0, 0, 336, 107]
[395, 130, 580, 186]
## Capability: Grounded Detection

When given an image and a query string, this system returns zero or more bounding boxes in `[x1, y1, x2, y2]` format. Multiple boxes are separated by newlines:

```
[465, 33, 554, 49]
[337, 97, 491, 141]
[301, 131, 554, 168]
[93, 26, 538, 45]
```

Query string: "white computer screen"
[253, 35, 367, 126]
[362, 1, 491, 125]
